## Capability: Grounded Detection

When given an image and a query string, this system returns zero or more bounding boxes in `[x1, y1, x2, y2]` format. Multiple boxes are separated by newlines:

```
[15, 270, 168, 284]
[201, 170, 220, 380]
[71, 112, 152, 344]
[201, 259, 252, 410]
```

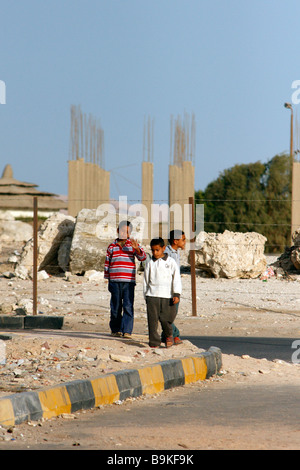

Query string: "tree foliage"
[195, 153, 291, 252]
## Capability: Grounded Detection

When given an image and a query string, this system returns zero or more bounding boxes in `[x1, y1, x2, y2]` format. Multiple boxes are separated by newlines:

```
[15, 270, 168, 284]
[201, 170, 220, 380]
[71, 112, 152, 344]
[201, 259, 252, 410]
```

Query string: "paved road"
[184, 336, 298, 362]
[3, 376, 299, 451]
[0, 334, 299, 451]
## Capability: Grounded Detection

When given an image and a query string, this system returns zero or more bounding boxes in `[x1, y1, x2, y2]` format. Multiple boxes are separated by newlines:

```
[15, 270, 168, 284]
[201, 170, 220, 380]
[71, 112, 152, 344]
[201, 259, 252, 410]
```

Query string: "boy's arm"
[172, 261, 182, 300]
[143, 260, 150, 299]
[104, 245, 113, 280]
[131, 239, 147, 261]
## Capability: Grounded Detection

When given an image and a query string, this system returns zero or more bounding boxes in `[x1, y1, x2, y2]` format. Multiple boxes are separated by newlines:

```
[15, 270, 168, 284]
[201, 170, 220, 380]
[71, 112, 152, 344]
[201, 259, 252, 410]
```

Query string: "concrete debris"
[84, 270, 104, 282]
[37, 270, 49, 281]
[0, 303, 13, 314]
[16, 298, 33, 314]
[68, 208, 112, 274]
[109, 353, 133, 363]
[4, 207, 299, 281]
[14, 212, 75, 279]
[192, 230, 267, 279]
[0, 340, 6, 365]
[0, 219, 32, 243]
[0, 332, 201, 399]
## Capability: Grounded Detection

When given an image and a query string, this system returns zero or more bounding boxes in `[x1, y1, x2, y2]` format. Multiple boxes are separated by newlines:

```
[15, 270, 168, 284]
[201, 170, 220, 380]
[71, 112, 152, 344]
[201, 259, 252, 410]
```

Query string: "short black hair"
[118, 220, 132, 231]
[169, 229, 185, 244]
[150, 237, 165, 248]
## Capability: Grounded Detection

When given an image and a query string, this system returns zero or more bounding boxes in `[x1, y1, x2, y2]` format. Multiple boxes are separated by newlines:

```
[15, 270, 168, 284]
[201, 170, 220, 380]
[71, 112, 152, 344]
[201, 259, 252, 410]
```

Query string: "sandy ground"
[0, 243, 299, 447]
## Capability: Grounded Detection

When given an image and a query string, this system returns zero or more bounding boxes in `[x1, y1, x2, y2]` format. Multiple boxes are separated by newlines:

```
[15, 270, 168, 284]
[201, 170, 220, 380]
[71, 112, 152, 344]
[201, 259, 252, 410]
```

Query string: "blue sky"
[1, 0, 300, 205]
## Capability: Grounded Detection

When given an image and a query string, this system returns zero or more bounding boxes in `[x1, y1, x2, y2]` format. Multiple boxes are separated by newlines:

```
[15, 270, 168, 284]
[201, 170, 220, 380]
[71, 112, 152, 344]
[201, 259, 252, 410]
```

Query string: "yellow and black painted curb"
[0, 346, 222, 427]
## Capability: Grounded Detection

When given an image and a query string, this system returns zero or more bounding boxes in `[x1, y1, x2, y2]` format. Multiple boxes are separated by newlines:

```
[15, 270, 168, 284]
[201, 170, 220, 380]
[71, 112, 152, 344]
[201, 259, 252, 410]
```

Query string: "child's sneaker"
[174, 337, 183, 345]
[123, 333, 132, 339]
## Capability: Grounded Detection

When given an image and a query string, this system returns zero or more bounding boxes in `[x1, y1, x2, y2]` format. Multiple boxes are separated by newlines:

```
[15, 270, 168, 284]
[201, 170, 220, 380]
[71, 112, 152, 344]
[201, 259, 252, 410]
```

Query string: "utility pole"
[284, 102, 295, 240]
[189, 196, 197, 317]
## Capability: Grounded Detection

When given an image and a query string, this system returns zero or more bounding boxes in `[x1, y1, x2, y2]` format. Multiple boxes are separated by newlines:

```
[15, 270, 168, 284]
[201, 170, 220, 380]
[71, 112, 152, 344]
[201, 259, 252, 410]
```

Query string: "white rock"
[0, 219, 32, 242]
[192, 230, 267, 279]
[84, 270, 104, 281]
[0, 340, 6, 365]
[37, 270, 49, 280]
[17, 298, 33, 314]
[15, 213, 75, 278]
[109, 353, 133, 363]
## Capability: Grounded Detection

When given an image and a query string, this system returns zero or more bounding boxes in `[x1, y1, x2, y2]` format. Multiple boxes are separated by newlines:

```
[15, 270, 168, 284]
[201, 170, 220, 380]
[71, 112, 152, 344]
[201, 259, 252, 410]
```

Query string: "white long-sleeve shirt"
[143, 254, 182, 299]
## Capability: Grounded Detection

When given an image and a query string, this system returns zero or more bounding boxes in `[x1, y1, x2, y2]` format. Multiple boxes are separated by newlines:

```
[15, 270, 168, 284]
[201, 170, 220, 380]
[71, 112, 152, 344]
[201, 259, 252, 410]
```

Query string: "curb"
[0, 315, 64, 330]
[0, 346, 222, 427]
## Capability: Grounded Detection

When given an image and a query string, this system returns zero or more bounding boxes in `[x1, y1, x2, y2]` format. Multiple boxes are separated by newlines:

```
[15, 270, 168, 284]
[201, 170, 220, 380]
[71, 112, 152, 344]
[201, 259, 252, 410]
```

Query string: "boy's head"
[117, 220, 132, 240]
[169, 230, 186, 250]
[150, 237, 166, 259]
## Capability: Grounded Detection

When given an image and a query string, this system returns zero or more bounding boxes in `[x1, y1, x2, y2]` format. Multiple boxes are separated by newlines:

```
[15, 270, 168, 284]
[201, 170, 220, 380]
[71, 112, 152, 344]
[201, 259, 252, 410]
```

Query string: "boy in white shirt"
[162, 229, 186, 344]
[143, 237, 182, 348]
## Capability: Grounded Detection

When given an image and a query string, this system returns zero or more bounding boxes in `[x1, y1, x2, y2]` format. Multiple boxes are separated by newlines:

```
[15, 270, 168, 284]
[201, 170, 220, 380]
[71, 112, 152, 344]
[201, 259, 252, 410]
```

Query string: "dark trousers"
[108, 281, 135, 334]
[161, 303, 180, 342]
[146, 296, 177, 347]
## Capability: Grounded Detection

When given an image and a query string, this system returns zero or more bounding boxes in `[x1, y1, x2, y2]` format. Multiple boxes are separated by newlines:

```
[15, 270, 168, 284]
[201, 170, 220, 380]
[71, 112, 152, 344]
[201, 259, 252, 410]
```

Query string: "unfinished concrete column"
[99, 167, 110, 205]
[182, 160, 195, 205]
[142, 161, 153, 243]
[68, 158, 85, 217]
[142, 116, 154, 243]
[168, 113, 195, 234]
[169, 164, 183, 231]
[68, 105, 110, 217]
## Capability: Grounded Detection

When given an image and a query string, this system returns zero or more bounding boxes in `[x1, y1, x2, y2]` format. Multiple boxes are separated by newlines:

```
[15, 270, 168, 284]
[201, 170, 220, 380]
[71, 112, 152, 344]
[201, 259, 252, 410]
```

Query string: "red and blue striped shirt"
[104, 238, 146, 283]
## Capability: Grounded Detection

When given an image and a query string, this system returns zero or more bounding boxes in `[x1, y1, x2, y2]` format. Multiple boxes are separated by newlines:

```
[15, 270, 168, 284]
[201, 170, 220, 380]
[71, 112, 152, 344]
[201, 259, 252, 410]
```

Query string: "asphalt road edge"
[0, 346, 222, 427]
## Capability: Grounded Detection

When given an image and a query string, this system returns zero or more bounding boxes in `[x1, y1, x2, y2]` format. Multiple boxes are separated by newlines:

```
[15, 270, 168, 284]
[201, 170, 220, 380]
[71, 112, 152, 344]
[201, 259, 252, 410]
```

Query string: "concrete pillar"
[85, 162, 92, 209]
[68, 159, 110, 216]
[68, 158, 85, 217]
[182, 161, 195, 204]
[142, 161, 153, 243]
[100, 167, 110, 206]
[169, 162, 194, 233]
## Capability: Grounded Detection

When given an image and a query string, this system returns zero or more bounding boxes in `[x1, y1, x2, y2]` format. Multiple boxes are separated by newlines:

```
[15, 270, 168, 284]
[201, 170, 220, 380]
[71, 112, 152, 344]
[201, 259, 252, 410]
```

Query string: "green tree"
[195, 153, 291, 252]
[263, 154, 291, 250]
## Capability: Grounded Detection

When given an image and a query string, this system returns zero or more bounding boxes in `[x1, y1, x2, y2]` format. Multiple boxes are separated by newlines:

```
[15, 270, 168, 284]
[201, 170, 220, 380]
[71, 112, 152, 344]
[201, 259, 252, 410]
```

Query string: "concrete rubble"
[272, 228, 300, 274]
[14, 212, 75, 279]
[0, 331, 202, 399]
[291, 228, 300, 270]
[192, 230, 267, 279]
[0, 212, 32, 243]
[1, 210, 299, 280]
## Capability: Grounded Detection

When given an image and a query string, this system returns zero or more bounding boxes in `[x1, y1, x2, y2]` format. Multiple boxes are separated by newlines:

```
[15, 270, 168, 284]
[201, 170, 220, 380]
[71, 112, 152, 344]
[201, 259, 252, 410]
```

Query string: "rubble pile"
[272, 229, 300, 274]
[191, 230, 267, 279]
[0, 333, 201, 398]
[0, 209, 300, 280]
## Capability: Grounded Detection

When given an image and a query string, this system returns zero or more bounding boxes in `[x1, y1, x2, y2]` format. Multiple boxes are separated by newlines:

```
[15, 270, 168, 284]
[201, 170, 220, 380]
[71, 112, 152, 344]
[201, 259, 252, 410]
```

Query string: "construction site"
[68, 106, 196, 243]
[0, 105, 300, 450]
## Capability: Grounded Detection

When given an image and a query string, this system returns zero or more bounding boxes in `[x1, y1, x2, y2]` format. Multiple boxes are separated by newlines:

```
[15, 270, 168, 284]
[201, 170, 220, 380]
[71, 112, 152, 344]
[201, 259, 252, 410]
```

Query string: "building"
[0, 164, 67, 218]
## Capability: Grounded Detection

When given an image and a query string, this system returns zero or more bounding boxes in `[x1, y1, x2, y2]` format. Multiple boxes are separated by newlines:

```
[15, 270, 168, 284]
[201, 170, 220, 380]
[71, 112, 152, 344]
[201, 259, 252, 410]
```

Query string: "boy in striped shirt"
[104, 220, 146, 338]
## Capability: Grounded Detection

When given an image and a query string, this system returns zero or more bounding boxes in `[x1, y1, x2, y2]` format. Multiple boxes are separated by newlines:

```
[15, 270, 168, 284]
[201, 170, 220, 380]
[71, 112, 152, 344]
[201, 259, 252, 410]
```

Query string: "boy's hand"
[130, 238, 141, 253]
[172, 296, 180, 305]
